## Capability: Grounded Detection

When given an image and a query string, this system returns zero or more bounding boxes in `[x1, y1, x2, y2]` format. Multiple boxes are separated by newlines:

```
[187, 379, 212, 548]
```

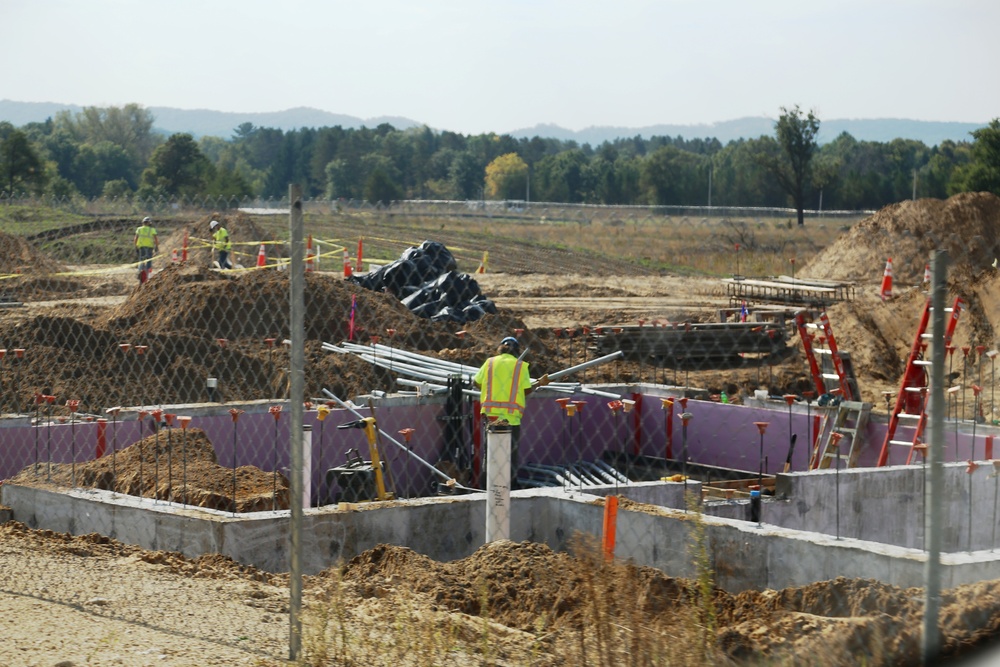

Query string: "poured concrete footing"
[6, 473, 1000, 592]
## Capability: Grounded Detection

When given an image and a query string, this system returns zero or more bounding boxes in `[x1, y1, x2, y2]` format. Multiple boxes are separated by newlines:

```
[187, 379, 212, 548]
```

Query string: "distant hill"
[508, 117, 986, 147]
[0, 99, 986, 146]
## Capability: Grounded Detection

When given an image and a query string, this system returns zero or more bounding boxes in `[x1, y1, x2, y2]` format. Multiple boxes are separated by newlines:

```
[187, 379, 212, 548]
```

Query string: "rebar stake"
[33, 393, 43, 475]
[67, 399, 80, 487]
[967, 460, 979, 552]
[753, 421, 769, 492]
[178, 416, 192, 505]
[151, 409, 162, 501]
[137, 410, 148, 501]
[317, 404, 331, 502]
[164, 413, 175, 501]
[269, 405, 282, 511]
[229, 408, 244, 515]
[107, 406, 121, 487]
[45, 395, 55, 480]
[829, 432, 844, 540]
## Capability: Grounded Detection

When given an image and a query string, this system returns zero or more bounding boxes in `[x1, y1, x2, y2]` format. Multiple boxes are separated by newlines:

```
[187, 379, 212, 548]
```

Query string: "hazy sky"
[3, 0, 997, 135]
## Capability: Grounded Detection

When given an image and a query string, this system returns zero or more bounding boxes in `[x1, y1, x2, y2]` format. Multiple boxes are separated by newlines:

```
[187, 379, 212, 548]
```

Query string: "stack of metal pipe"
[322, 341, 624, 399]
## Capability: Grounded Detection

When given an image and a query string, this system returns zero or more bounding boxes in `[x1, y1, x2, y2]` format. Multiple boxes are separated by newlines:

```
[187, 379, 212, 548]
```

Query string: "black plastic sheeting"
[347, 241, 497, 323]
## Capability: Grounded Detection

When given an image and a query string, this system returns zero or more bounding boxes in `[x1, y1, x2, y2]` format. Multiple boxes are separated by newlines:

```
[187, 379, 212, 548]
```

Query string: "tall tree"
[949, 119, 1000, 196]
[484, 153, 528, 200]
[0, 129, 47, 195]
[139, 133, 212, 196]
[759, 106, 820, 226]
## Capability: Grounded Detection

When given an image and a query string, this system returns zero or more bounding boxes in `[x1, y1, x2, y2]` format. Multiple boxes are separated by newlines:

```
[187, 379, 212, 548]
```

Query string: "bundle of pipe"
[323, 341, 624, 399]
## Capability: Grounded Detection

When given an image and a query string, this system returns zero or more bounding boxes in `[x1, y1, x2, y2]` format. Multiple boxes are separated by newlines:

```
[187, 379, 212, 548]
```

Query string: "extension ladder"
[876, 296, 964, 467]
[811, 400, 872, 469]
[794, 310, 856, 400]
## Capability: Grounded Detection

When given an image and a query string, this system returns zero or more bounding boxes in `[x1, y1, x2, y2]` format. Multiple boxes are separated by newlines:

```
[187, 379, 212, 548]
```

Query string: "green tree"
[0, 129, 47, 195]
[758, 106, 820, 226]
[55, 104, 160, 179]
[484, 153, 528, 200]
[949, 119, 1000, 195]
[364, 168, 402, 204]
[640, 145, 709, 205]
[139, 133, 212, 196]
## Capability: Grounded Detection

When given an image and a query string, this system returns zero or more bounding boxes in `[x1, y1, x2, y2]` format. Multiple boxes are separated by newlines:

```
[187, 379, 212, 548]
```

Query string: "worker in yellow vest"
[209, 219, 232, 269]
[473, 335, 549, 488]
[133, 216, 158, 283]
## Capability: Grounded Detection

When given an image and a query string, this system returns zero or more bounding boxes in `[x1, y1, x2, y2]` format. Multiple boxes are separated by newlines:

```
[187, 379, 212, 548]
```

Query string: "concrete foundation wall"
[7, 480, 1000, 593]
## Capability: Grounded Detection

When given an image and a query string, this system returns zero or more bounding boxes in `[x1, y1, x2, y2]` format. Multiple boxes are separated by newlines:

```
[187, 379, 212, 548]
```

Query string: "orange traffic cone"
[171, 249, 178, 263]
[306, 235, 314, 272]
[922, 263, 931, 288]
[256, 244, 267, 268]
[880, 258, 893, 301]
[343, 248, 352, 277]
[476, 250, 489, 274]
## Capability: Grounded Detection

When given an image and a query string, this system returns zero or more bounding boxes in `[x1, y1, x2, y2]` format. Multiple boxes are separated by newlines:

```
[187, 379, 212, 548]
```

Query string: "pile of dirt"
[10, 426, 288, 512]
[0, 231, 66, 275]
[0, 261, 543, 413]
[159, 211, 286, 269]
[803, 191, 1000, 285]
[326, 539, 1000, 663]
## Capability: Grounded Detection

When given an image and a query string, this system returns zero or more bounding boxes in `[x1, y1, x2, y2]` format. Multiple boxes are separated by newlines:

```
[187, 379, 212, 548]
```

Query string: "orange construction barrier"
[343, 248, 352, 277]
[256, 244, 267, 268]
[602, 495, 619, 561]
[880, 258, 893, 301]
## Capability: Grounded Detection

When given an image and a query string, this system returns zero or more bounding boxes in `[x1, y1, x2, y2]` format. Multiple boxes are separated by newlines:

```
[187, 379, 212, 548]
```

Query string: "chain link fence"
[1, 190, 1000, 663]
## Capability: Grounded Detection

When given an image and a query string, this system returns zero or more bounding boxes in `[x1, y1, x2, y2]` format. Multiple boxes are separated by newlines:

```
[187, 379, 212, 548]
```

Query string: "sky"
[3, 0, 997, 135]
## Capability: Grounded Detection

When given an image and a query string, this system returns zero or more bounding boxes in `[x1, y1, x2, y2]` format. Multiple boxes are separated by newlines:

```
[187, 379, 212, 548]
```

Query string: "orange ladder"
[877, 296, 964, 467]
[794, 310, 855, 400]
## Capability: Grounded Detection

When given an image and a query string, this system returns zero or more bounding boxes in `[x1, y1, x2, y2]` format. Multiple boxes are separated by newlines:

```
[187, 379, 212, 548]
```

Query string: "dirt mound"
[159, 211, 285, 268]
[0, 231, 66, 275]
[11, 426, 288, 512]
[0, 259, 543, 412]
[803, 192, 1000, 285]
[332, 540, 1000, 663]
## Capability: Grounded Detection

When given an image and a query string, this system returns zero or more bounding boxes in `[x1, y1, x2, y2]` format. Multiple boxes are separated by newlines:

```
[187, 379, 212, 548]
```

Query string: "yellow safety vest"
[135, 224, 157, 248]
[212, 227, 231, 252]
[475, 354, 530, 425]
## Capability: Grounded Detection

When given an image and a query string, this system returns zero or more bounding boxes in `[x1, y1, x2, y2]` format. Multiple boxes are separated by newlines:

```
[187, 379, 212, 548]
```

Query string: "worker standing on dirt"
[209, 220, 232, 269]
[133, 216, 158, 283]
[473, 336, 549, 488]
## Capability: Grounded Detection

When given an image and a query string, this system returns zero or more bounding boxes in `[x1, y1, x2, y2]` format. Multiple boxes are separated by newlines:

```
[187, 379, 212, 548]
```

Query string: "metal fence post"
[288, 184, 304, 660]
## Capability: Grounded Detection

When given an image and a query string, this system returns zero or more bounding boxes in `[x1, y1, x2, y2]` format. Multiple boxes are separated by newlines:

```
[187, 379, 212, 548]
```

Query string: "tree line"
[1, 103, 998, 225]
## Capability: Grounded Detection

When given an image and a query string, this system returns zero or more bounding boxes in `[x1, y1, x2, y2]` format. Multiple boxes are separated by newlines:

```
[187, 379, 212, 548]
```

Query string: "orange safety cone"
[880, 257, 893, 301]
[306, 235, 314, 272]
[343, 248, 352, 277]
[171, 249, 178, 263]
[256, 244, 267, 268]
[922, 263, 931, 288]
[476, 250, 489, 274]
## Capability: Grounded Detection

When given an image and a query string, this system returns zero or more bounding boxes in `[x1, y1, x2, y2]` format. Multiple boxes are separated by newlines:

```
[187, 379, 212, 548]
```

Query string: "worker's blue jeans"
[137, 247, 153, 271]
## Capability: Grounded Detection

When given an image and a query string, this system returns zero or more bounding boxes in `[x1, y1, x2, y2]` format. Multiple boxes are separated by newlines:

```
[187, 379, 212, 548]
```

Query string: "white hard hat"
[209, 220, 219, 230]
[142, 216, 151, 223]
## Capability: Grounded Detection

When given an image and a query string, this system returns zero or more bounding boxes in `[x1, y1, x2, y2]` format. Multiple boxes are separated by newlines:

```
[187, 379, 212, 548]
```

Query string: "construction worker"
[133, 216, 158, 283]
[473, 336, 549, 488]
[209, 219, 232, 269]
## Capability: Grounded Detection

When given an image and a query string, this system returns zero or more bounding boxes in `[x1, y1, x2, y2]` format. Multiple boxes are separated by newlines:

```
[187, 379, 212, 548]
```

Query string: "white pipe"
[547, 351, 624, 381]
[580, 386, 624, 399]
[485, 425, 511, 543]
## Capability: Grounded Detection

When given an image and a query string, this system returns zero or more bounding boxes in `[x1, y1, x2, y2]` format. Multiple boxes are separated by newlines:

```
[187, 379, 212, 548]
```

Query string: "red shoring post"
[962, 346, 972, 420]
[602, 494, 619, 562]
[660, 398, 674, 459]
[343, 247, 352, 277]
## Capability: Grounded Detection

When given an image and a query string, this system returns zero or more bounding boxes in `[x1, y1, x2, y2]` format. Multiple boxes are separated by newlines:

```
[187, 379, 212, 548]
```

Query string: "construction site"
[3, 192, 1000, 665]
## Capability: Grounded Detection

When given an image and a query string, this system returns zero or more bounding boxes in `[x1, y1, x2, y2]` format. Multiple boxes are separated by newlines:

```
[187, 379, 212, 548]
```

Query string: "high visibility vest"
[212, 227, 231, 252]
[475, 354, 530, 425]
[135, 225, 157, 248]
